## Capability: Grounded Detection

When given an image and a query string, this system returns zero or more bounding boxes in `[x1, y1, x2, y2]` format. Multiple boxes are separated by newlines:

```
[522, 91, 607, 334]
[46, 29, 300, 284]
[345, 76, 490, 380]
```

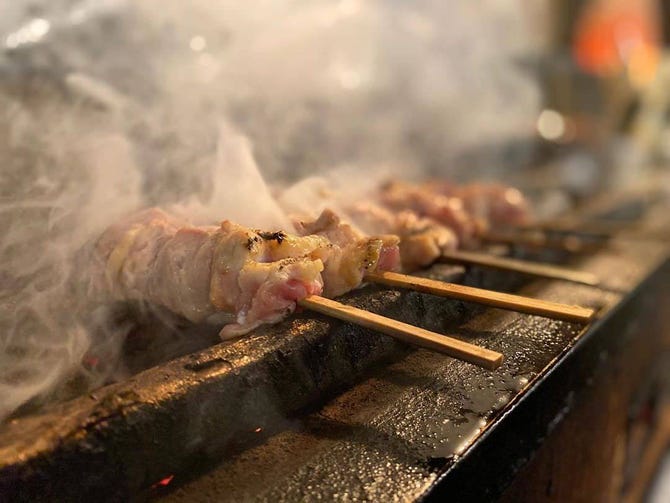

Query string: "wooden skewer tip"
[365, 271, 595, 324]
[298, 295, 503, 370]
[439, 250, 600, 287]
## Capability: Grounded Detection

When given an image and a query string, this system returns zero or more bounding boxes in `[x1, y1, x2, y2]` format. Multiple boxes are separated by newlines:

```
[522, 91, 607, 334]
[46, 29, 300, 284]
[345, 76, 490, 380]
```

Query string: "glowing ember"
[151, 475, 174, 489]
[572, 0, 660, 86]
[83, 355, 100, 370]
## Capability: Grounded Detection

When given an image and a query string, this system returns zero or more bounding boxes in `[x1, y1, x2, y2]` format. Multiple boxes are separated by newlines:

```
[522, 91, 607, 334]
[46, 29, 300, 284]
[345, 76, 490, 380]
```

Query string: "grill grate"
[1, 196, 668, 502]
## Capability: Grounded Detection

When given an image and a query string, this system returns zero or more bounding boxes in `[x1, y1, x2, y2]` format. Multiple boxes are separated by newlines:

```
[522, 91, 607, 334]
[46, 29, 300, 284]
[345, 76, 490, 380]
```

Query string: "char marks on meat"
[426, 181, 531, 227]
[86, 208, 328, 338]
[378, 181, 483, 247]
[80, 179, 530, 338]
[294, 209, 401, 297]
[347, 202, 457, 271]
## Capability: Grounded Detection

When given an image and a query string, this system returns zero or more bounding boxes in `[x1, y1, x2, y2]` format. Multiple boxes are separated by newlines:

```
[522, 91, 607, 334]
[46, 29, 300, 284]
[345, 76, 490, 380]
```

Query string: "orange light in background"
[572, 0, 661, 86]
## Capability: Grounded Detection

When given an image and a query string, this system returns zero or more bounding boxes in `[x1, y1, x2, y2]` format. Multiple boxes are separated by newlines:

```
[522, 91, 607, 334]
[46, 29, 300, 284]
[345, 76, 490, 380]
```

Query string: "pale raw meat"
[85, 208, 327, 338]
[426, 181, 531, 227]
[347, 202, 457, 271]
[294, 209, 401, 297]
[379, 181, 483, 246]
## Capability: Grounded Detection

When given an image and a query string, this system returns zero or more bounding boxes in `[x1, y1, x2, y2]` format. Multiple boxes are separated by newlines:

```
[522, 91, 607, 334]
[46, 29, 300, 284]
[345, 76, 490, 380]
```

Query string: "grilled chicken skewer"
[279, 177, 533, 269]
[80, 207, 401, 338]
[346, 202, 458, 272]
[79, 194, 591, 371]
[280, 178, 598, 285]
[294, 206, 595, 322]
[377, 180, 531, 246]
[79, 207, 504, 368]
[80, 208, 327, 337]
[83, 180, 591, 341]
[293, 209, 400, 297]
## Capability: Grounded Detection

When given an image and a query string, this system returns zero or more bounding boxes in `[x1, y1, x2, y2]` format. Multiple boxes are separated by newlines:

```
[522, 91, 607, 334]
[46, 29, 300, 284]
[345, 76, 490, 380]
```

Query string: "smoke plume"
[0, 0, 545, 418]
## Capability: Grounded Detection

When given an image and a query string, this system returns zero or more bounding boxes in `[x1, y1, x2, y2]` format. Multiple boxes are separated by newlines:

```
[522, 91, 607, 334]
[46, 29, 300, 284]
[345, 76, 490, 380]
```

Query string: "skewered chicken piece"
[80, 208, 329, 338]
[81, 207, 402, 338]
[345, 202, 457, 271]
[377, 180, 532, 244]
[293, 208, 400, 296]
[426, 181, 531, 227]
[278, 177, 531, 273]
[378, 180, 485, 247]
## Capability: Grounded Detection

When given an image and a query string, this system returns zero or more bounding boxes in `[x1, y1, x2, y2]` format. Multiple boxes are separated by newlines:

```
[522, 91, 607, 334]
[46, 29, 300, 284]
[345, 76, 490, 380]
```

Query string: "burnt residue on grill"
[183, 357, 234, 373]
[156, 245, 667, 503]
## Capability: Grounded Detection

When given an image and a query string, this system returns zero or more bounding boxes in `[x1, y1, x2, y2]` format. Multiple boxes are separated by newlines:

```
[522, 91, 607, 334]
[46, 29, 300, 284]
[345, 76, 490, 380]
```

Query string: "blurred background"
[2, 0, 670, 211]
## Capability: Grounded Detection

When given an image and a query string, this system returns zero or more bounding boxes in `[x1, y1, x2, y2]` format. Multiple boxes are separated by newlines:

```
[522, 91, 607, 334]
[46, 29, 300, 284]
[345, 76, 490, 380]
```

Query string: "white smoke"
[0, 96, 143, 417]
[0, 0, 547, 418]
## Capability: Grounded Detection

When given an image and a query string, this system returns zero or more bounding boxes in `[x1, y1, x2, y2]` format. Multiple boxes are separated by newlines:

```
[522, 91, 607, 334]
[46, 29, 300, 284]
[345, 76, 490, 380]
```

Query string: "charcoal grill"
[1, 191, 669, 502]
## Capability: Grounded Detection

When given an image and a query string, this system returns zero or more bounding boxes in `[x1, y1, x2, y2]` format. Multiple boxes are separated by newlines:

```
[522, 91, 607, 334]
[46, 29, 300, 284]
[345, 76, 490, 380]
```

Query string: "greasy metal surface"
[426, 258, 670, 501]
[154, 241, 667, 503]
[0, 212, 667, 502]
[0, 263, 490, 501]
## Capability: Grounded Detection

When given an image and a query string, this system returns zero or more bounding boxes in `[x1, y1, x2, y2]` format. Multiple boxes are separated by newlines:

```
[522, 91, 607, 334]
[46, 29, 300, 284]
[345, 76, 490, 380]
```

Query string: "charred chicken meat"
[81, 207, 401, 338]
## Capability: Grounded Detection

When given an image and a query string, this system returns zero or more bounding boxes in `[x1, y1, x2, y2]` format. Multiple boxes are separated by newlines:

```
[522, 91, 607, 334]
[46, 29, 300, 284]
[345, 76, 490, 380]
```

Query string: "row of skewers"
[80, 179, 604, 371]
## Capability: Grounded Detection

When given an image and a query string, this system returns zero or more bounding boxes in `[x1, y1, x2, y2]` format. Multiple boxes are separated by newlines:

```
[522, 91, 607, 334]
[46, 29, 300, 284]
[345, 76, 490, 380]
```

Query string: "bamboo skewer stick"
[298, 295, 503, 370]
[482, 231, 602, 254]
[365, 271, 595, 324]
[439, 250, 600, 286]
[575, 227, 667, 243]
[518, 222, 662, 242]
[519, 218, 634, 237]
[485, 228, 661, 251]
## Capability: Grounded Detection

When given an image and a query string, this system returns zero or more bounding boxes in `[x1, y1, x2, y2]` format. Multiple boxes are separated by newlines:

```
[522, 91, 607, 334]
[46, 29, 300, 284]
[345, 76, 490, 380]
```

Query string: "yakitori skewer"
[299, 295, 503, 370]
[521, 218, 632, 237]
[365, 271, 595, 324]
[86, 208, 502, 370]
[482, 231, 602, 254]
[519, 223, 667, 244]
[439, 249, 600, 286]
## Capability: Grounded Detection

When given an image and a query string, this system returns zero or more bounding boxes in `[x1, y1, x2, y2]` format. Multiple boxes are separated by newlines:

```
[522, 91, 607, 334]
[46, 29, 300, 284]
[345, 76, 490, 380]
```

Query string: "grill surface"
[0, 200, 668, 502]
[156, 238, 668, 502]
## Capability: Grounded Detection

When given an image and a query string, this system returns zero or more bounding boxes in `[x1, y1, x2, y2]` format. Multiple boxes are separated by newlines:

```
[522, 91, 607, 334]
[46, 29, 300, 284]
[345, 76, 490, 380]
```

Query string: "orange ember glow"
[83, 355, 100, 369]
[151, 475, 174, 489]
[573, 0, 660, 86]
